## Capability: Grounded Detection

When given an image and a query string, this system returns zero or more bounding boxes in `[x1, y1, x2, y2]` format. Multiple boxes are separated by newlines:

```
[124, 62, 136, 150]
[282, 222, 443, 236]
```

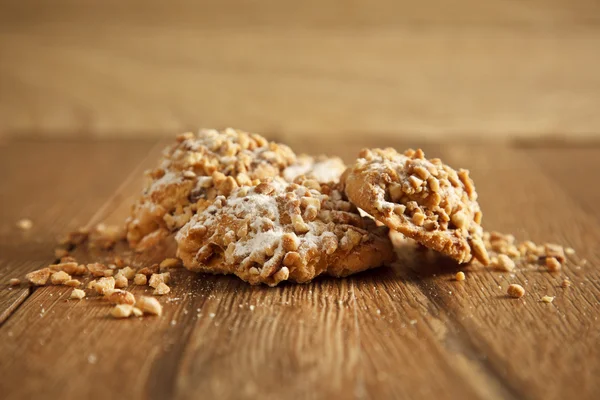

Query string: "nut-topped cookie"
[175, 177, 396, 286]
[342, 148, 489, 265]
[126, 128, 297, 251]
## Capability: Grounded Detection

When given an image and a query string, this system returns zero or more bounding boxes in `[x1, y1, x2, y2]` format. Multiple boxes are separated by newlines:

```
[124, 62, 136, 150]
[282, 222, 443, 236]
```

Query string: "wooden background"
[1, 0, 600, 141]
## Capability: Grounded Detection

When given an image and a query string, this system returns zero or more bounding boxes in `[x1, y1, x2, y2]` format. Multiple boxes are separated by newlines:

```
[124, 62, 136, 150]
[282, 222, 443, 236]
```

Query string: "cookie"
[283, 155, 346, 183]
[342, 148, 489, 265]
[126, 128, 297, 251]
[175, 177, 396, 286]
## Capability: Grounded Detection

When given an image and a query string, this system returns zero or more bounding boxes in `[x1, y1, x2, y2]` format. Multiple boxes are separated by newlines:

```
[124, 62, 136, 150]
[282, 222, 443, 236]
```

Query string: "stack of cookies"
[126, 128, 489, 286]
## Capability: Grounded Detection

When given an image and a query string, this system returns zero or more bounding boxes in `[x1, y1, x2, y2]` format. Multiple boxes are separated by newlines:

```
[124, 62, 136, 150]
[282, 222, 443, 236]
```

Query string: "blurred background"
[0, 0, 599, 143]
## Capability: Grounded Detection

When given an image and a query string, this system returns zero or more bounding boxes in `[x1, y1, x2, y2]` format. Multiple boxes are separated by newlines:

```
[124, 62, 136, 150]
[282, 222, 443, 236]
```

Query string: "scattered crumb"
[565, 247, 575, 256]
[50, 271, 71, 285]
[507, 284, 525, 298]
[93, 277, 116, 295]
[137, 296, 162, 316]
[455, 271, 466, 281]
[63, 279, 82, 287]
[544, 243, 566, 263]
[159, 258, 181, 270]
[87, 354, 97, 364]
[9, 278, 20, 286]
[17, 218, 33, 230]
[494, 254, 515, 272]
[106, 290, 136, 305]
[153, 282, 170, 295]
[138, 264, 159, 276]
[114, 273, 128, 289]
[541, 296, 555, 304]
[25, 268, 51, 286]
[545, 257, 562, 272]
[111, 304, 134, 318]
[209, 312, 216, 317]
[69, 288, 86, 300]
[87, 263, 110, 277]
[49, 262, 87, 276]
[249, 305, 255, 311]
[134, 274, 147, 285]
[561, 279, 572, 288]
[149, 272, 170, 289]
[119, 266, 136, 280]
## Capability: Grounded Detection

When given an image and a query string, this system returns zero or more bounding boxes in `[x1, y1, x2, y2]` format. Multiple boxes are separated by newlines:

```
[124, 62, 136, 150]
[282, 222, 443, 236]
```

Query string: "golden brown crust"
[175, 177, 396, 286]
[342, 148, 489, 265]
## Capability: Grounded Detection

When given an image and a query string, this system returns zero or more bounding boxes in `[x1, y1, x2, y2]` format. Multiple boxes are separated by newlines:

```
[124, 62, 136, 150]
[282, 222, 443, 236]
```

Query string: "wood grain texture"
[1, 138, 600, 400]
[1, 0, 600, 140]
[0, 140, 157, 323]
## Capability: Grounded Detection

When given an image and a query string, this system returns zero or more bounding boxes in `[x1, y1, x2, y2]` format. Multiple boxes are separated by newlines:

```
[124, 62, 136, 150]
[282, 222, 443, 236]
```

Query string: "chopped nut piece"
[507, 284, 525, 298]
[134, 274, 147, 285]
[49, 262, 87, 276]
[17, 218, 33, 230]
[494, 254, 516, 272]
[545, 257, 562, 272]
[455, 271, 466, 281]
[561, 279, 572, 288]
[544, 243, 565, 263]
[137, 296, 162, 316]
[138, 264, 159, 276]
[103, 269, 114, 277]
[541, 295, 555, 303]
[153, 282, 170, 295]
[69, 288, 86, 300]
[149, 272, 171, 288]
[63, 279, 82, 287]
[87, 280, 97, 290]
[25, 268, 51, 286]
[87, 263, 109, 277]
[114, 273, 128, 289]
[111, 304, 134, 319]
[565, 247, 575, 256]
[9, 278, 21, 286]
[50, 271, 71, 285]
[132, 307, 143, 317]
[119, 266, 136, 280]
[93, 277, 115, 295]
[159, 258, 181, 270]
[106, 290, 136, 305]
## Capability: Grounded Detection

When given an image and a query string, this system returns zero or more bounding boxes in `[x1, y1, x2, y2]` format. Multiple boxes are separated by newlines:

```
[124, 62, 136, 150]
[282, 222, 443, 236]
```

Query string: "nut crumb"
[137, 296, 162, 316]
[25, 268, 51, 286]
[545, 257, 562, 272]
[541, 295, 554, 303]
[50, 271, 71, 285]
[9, 278, 21, 286]
[17, 218, 33, 230]
[494, 254, 515, 272]
[63, 279, 82, 287]
[54, 248, 69, 259]
[153, 282, 170, 295]
[134, 274, 147, 285]
[111, 304, 134, 318]
[93, 277, 115, 295]
[106, 290, 135, 305]
[561, 279, 572, 288]
[69, 288, 86, 300]
[159, 258, 181, 270]
[114, 273, 128, 289]
[149, 272, 170, 289]
[119, 266, 136, 280]
[565, 247, 575, 256]
[455, 271, 466, 281]
[507, 284, 525, 298]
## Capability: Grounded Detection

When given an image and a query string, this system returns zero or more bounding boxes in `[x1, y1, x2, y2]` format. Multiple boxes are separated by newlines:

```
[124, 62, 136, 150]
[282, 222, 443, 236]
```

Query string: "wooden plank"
[1, 3, 599, 141]
[401, 145, 600, 400]
[0, 140, 157, 322]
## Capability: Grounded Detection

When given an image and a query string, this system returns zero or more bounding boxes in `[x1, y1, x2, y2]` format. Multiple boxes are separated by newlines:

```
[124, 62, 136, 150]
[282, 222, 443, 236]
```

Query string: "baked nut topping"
[176, 177, 395, 286]
[125, 128, 298, 252]
[283, 154, 346, 184]
[342, 148, 489, 265]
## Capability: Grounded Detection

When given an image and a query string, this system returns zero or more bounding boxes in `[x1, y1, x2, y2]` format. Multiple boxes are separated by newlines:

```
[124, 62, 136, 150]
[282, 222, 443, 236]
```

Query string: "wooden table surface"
[1, 136, 599, 400]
